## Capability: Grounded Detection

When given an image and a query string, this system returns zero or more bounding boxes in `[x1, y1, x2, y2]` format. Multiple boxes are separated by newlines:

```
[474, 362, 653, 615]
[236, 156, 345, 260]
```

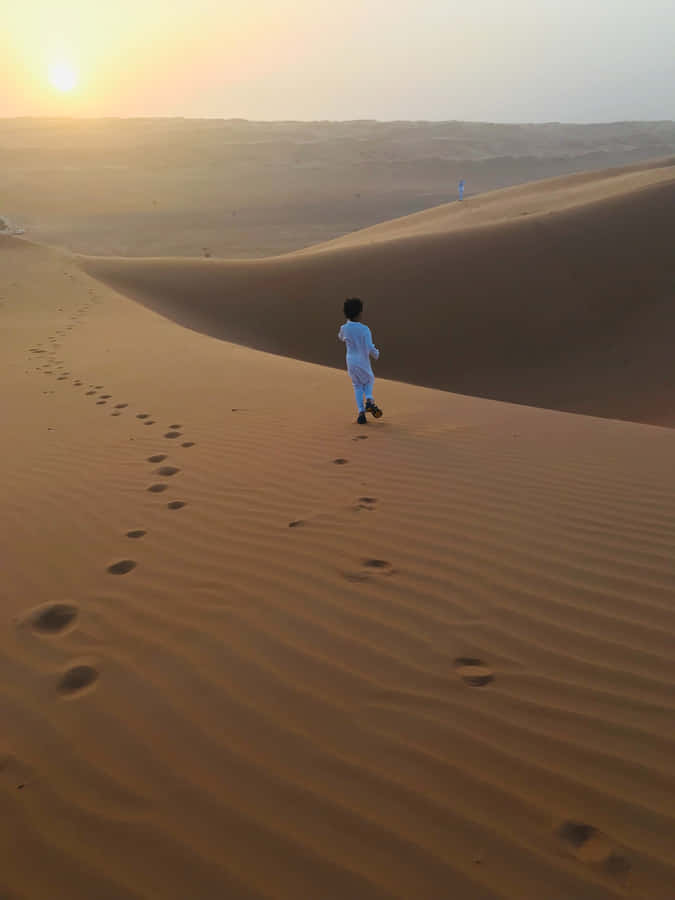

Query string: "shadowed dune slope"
[82, 162, 675, 426]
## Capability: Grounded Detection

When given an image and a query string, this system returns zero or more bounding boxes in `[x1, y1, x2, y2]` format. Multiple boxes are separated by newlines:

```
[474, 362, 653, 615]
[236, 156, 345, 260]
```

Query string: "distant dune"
[3, 118, 675, 257]
[83, 159, 675, 426]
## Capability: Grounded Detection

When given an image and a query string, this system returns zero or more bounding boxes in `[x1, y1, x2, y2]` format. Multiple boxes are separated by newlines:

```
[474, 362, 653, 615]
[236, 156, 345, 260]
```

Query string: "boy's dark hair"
[344, 297, 363, 320]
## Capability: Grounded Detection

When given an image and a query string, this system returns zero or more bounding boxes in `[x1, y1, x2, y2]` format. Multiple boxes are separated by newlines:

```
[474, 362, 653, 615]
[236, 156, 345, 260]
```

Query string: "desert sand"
[3, 118, 675, 258]
[2, 158, 675, 900]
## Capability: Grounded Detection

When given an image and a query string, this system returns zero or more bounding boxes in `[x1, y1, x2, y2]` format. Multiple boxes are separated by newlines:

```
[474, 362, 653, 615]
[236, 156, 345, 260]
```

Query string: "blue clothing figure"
[338, 298, 383, 424]
[338, 320, 379, 417]
[458, 179, 465, 201]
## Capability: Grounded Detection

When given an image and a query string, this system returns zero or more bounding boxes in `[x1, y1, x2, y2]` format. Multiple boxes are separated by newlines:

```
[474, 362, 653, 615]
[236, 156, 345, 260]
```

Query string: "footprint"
[167, 501, 186, 510]
[147, 454, 167, 463]
[454, 657, 494, 687]
[96, 400, 107, 405]
[164, 431, 181, 439]
[29, 603, 78, 635]
[100, 394, 112, 399]
[363, 559, 391, 569]
[107, 560, 136, 575]
[136, 413, 150, 419]
[126, 529, 146, 539]
[356, 497, 377, 511]
[114, 403, 128, 409]
[181, 442, 195, 448]
[57, 665, 98, 697]
[156, 466, 180, 477]
[73, 380, 82, 386]
[144, 420, 155, 426]
[94, 385, 103, 390]
[353, 435, 368, 441]
[558, 822, 630, 874]
[169, 424, 182, 429]
[85, 390, 96, 396]
[57, 376, 67, 381]
[333, 458, 348, 465]
[148, 483, 168, 493]
[111, 411, 121, 416]
[288, 520, 305, 528]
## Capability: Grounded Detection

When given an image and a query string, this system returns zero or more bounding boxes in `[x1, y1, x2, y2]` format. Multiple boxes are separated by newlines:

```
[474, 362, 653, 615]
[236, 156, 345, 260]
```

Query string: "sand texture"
[2, 161, 675, 899]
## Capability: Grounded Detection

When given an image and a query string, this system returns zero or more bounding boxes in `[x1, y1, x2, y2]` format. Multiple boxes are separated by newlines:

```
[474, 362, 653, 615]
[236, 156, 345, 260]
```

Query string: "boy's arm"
[367, 327, 380, 360]
[338, 325, 346, 342]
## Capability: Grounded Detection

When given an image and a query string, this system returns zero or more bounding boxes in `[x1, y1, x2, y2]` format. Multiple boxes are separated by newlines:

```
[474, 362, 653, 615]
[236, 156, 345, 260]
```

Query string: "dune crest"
[82, 160, 675, 426]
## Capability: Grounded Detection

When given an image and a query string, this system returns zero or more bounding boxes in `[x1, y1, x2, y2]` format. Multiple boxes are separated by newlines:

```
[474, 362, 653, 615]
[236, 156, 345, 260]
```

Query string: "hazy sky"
[3, 0, 674, 121]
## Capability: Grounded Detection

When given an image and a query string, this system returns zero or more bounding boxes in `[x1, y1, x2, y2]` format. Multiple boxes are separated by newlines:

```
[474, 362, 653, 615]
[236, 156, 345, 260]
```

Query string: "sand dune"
[4, 118, 675, 258]
[294, 156, 675, 252]
[83, 160, 675, 426]
[3, 211, 675, 899]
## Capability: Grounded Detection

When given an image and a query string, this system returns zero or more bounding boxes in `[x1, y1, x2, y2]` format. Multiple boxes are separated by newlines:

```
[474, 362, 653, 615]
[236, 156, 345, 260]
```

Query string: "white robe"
[338, 320, 380, 386]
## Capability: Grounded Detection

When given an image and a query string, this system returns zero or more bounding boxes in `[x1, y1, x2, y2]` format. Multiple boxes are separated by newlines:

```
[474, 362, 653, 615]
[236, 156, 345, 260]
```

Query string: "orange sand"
[1, 161, 675, 899]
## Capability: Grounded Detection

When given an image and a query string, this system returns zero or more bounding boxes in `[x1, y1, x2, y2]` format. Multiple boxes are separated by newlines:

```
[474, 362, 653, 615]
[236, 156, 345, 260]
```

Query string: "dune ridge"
[4, 118, 675, 258]
[2, 175, 675, 899]
[82, 160, 675, 426]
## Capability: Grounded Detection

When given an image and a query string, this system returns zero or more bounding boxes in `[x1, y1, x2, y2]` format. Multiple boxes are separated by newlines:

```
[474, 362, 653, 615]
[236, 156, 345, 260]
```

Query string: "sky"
[3, 0, 674, 122]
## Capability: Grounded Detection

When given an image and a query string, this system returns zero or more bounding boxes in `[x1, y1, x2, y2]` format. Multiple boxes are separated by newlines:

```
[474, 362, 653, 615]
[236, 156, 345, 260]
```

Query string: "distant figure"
[458, 178, 465, 201]
[338, 298, 383, 425]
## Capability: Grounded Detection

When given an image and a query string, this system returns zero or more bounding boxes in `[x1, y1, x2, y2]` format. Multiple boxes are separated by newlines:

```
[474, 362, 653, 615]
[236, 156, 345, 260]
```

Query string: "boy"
[338, 298, 383, 424]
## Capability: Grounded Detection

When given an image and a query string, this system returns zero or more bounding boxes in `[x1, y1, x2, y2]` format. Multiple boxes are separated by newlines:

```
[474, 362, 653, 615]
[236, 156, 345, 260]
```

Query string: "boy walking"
[338, 298, 383, 424]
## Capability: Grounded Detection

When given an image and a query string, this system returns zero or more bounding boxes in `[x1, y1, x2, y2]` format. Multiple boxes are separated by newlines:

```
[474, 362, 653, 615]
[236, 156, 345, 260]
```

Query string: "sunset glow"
[48, 61, 78, 92]
[2, 0, 673, 120]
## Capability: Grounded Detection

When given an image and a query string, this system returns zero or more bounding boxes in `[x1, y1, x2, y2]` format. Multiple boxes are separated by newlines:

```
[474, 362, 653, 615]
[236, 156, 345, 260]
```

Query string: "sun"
[48, 61, 78, 93]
